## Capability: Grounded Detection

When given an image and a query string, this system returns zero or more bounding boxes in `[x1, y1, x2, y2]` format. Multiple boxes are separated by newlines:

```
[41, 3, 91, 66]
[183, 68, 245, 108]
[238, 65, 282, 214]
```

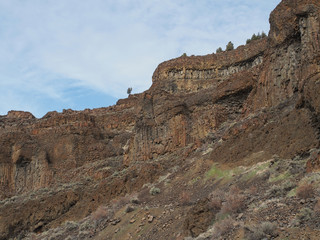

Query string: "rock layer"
[0, 0, 320, 239]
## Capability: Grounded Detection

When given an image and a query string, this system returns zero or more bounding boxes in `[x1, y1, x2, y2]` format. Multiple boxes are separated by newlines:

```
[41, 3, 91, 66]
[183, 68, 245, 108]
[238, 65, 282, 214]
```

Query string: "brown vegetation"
[296, 183, 315, 199]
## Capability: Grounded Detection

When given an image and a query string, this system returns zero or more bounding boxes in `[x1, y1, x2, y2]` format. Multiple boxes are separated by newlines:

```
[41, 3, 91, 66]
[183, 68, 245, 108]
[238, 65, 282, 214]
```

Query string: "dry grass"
[211, 217, 235, 239]
[179, 191, 191, 205]
[314, 198, 320, 213]
[248, 185, 258, 195]
[209, 196, 222, 211]
[229, 186, 241, 195]
[296, 183, 314, 199]
[209, 189, 224, 211]
[221, 193, 246, 214]
[90, 206, 109, 221]
[245, 222, 278, 240]
[110, 193, 134, 210]
[259, 222, 277, 236]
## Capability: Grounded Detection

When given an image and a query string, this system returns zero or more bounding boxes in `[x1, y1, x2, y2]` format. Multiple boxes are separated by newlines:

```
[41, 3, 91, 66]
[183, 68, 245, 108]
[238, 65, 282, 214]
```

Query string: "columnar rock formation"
[0, 0, 320, 239]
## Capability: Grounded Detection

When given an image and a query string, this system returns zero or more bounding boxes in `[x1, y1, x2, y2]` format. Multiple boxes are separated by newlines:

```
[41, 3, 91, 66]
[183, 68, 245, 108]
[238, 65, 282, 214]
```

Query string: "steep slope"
[0, 0, 320, 239]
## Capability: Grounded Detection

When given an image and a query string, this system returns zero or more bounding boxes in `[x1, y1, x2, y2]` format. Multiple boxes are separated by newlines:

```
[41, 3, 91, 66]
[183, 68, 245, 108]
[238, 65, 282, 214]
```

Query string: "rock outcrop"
[0, 0, 320, 239]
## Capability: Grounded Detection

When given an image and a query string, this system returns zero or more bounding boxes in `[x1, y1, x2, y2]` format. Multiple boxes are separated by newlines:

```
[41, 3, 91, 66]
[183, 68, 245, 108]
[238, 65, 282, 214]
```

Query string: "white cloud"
[0, 0, 281, 117]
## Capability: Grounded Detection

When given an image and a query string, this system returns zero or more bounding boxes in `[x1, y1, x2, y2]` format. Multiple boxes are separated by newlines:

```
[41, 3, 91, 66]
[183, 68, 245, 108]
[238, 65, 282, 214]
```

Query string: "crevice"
[215, 86, 253, 105]
[15, 156, 31, 168]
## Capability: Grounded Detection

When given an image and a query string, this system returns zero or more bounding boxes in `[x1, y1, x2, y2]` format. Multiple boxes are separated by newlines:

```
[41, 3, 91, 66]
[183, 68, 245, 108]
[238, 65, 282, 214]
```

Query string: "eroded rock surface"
[0, 0, 320, 239]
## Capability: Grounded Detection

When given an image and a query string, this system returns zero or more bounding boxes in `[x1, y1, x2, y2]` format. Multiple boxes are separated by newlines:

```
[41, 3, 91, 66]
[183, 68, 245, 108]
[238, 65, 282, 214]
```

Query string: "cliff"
[0, 0, 320, 239]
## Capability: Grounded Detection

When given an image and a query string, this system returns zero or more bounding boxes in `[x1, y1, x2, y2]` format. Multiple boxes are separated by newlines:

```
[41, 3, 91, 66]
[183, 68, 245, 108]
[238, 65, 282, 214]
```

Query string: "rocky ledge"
[0, 0, 320, 239]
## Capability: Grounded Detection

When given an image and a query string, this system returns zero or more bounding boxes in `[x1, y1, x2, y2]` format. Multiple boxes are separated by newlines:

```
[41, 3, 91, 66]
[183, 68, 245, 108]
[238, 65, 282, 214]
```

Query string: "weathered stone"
[0, 0, 320, 239]
[183, 199, 215, 237]
[148, 215, 154, 223]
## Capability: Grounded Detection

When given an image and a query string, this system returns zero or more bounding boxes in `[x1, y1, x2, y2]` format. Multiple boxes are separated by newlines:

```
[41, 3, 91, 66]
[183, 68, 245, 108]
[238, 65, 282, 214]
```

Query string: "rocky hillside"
[1, 0, 320, 239]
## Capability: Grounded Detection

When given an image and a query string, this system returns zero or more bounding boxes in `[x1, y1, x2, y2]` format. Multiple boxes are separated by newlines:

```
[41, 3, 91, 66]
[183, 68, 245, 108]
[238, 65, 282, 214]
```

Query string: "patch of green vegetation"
[216, 47, 223, 53]
[266, 180, 296, 198]
[269, 171, 290, 183]
[287, 188, 296, 197]
[241, 170, 258, 182]
[189, 176, 201, 185]
[215, 212, 230, 222]
[296, 207, 313, 223]
[210, 212, 231, 226]
[226, 41, 234, 51]
[205, 164, 232, 181]
[246, 31, 267, 44]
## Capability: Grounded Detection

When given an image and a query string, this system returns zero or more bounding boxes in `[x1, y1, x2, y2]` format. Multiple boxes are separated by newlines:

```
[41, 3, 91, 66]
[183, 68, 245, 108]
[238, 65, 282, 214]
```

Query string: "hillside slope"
[1, 0, 320, 239]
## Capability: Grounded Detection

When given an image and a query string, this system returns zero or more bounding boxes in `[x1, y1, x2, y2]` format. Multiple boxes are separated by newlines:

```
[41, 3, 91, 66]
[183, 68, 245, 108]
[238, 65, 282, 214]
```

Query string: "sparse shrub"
[229, 186, 241, 195]
[131, 198, 140, 204]
[79, 220, 94, 231]
[181, 53, 187, 57]
[130, 193, 140, 204]
[65, 236, 74, 240]
[209, 189, 225, 211]
[215, 212, 230, 223]
[259, 222, 277, 236]
[216, 47, 223, 53]
[125, 205, 135, 213]
[248, 185, 258, 195]
[179, 191, 191, 205]
[245, 222, 278, 240]
[245, 228, 265, 240]
[296, 207, 313, 224]
[314, 198, 320, 213]
[266, 184, 283, 198]
[64, 221, 79, 231]
[296, 183, 314, 199]
[282, 180, 296, 191]
[77, 231, 91, 239]
[48, 232, 64, 240]
[149, 187, 161, 195]
[211, 217, 235, 239]
[110, 194, 132, 210]
[226, 41, 234, 51]
[266, 180, 296, 198]
[91, 206, 109, 221]
[209, 196, 223, 212]
[221, 193, 245, 214]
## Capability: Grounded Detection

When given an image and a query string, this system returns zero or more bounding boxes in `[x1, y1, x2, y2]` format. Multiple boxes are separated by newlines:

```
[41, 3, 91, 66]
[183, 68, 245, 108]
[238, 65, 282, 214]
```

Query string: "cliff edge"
[1, 0, 320, 239]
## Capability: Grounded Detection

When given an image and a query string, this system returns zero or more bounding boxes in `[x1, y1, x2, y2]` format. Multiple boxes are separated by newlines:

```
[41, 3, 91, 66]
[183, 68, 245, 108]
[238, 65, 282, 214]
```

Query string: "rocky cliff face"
[1, 0, 320, 239]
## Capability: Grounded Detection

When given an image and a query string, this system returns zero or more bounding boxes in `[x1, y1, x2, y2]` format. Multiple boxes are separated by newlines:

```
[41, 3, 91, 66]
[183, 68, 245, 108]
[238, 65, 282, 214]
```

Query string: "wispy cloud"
[0, 0, 280, 117]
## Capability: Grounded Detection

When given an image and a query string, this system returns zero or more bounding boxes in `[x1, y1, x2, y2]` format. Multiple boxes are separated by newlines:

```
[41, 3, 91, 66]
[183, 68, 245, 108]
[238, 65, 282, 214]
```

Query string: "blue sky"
[0, 0, 281, 118]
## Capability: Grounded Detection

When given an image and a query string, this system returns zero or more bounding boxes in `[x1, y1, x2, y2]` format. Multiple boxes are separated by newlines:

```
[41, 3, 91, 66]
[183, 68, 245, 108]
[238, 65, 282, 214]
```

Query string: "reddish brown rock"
[183, 199, 215, 237]
[0, 0, 320, 239]
[6, 110, 35, 119]
[306, 149, 320, 172]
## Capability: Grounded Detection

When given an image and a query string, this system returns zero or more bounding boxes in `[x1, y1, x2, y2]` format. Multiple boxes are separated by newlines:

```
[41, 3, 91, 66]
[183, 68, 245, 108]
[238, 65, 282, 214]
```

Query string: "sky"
[0, 0, 281, 118]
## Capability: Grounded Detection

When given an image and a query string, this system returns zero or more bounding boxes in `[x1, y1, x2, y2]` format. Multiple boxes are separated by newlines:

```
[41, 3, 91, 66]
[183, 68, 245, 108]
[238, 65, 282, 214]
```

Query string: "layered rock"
[0, 105, 137, 199]
[0, 0, 320, 239]
[1, 0, 319, 202]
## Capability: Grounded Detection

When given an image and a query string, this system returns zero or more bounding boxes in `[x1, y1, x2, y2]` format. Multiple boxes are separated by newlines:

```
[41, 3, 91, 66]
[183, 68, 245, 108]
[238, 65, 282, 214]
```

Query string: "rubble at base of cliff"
[1, 0, 320, 239]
